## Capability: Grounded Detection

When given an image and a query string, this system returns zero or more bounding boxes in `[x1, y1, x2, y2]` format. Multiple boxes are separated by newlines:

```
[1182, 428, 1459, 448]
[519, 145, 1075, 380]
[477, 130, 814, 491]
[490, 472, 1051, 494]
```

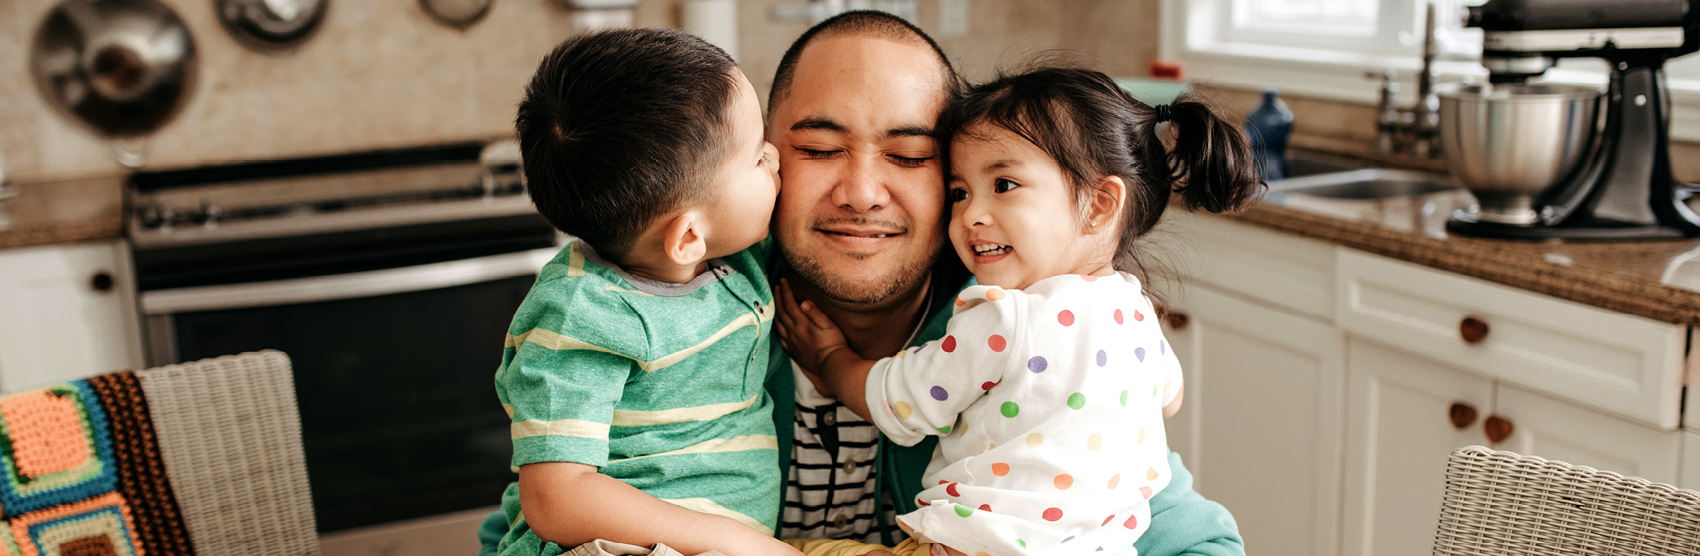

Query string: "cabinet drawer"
[1155, 212, 1335, 321]
[1336, 250, 1686, 429]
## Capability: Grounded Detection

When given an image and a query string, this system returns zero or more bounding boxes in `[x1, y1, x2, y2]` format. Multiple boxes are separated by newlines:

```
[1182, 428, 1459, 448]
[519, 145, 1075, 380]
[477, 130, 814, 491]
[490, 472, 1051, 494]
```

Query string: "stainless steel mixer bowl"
[1438, 83, 1600, 225]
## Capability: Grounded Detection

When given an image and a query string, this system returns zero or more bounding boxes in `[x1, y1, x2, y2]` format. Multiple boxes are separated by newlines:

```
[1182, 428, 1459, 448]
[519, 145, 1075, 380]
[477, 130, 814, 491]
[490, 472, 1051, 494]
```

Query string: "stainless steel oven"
[128, 143, 554, 535]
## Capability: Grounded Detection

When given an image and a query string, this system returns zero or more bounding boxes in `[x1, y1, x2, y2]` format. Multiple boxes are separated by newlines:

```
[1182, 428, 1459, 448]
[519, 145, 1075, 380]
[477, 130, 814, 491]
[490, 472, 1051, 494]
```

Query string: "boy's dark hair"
[517, 28, 739, 261]
[769, 10, 960, 113]
[939, 64, 1265, 272]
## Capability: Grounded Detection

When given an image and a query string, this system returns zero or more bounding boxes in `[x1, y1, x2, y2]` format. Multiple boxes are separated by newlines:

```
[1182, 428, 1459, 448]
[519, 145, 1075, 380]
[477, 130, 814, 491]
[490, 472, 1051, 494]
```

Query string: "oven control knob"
[201, 202, 224, 226]
[140, 204, 177, 229]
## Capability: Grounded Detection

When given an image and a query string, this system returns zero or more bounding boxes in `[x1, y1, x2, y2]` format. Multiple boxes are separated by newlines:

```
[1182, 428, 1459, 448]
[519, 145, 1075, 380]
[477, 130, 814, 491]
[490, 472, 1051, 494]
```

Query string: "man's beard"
[780, 219, 939, 306]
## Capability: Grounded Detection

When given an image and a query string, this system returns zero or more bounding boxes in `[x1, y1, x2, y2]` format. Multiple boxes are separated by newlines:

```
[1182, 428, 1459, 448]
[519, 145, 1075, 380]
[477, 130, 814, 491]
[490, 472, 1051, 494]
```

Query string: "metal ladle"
[31, 0, 197, 168]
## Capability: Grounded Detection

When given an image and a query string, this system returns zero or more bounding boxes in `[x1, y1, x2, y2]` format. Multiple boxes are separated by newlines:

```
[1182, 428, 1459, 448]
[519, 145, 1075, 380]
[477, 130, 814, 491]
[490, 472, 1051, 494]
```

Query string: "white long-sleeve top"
[865, 273, 1182, 556]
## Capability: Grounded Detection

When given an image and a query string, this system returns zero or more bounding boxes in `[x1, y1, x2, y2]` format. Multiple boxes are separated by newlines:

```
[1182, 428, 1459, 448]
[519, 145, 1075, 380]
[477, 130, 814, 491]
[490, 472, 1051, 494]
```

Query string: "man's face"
[769, 35, 951, 306]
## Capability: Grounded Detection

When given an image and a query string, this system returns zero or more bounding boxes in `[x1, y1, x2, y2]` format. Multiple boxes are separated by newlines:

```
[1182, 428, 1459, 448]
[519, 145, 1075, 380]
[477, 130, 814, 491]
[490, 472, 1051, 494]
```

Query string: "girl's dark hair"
[938, 65, 1264, 271]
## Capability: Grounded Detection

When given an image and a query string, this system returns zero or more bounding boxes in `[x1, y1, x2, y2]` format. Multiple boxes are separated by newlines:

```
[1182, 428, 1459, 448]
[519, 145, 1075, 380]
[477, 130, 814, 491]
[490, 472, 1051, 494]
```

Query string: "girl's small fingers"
[800, 301, 837, 330]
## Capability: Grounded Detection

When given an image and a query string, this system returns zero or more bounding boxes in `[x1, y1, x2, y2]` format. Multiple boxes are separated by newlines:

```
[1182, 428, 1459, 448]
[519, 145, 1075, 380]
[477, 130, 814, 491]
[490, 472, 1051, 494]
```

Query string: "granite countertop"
[0, 177, 127, 251]
[1214, 167, 1700, 327]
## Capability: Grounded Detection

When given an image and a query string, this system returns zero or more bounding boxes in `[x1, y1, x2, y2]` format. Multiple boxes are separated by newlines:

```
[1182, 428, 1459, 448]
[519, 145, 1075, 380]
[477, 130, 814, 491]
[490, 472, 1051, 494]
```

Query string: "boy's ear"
[1086, 175, 1127, 233]
[660, 210, 709, 267]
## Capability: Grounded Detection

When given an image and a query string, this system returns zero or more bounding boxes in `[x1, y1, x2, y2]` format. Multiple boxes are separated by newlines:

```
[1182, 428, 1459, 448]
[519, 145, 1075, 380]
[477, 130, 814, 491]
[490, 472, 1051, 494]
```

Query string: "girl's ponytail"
[1155, 93, 1265, 213]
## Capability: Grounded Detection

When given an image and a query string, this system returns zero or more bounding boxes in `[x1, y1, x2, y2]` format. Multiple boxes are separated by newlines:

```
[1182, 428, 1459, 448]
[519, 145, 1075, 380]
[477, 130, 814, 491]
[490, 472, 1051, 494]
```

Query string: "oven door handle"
[140, 246, 562, 314]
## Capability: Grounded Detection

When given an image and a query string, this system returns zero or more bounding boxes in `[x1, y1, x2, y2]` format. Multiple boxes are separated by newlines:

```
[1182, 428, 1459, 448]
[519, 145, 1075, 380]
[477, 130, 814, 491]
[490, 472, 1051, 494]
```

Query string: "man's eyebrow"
[790, 116, 847, 133]
[884, 126, 934, 139]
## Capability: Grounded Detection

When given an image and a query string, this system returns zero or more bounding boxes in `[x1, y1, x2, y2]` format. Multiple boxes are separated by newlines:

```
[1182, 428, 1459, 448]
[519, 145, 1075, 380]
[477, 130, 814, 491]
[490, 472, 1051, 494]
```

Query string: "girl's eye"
[889, 155, 932, 168]
[947, 188, 969, 203]
[994, 178, 1020, 193]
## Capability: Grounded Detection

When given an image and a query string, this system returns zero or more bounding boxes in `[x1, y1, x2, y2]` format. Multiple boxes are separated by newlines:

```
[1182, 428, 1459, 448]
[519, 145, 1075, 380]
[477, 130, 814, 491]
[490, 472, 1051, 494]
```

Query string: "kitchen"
[2, 0, 1699, 555]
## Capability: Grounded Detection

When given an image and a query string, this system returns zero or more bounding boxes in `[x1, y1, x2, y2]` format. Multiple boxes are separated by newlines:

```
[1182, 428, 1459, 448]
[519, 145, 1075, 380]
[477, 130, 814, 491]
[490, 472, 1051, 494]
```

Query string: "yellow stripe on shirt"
[612, 393, 762, 427]
[662, 497, 775, 535]
[511, 418, 610, 441]
[506, 304, 773, 373]
[614, 435, 777, 462]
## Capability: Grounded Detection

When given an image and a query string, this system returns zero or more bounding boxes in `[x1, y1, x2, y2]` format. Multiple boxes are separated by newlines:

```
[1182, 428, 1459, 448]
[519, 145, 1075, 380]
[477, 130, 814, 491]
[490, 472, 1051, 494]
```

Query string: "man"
[482, 12, 1244, 556]
[761, 14, 1243, 556]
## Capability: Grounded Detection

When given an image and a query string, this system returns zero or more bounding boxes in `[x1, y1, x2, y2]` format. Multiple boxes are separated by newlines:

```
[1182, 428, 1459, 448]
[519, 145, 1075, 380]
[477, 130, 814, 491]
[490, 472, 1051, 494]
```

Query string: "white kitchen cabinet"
[1494, 384, 1684, 484]
[1163, 284, 1345, 556]
[0, 240, 143, 389]
[1340, 338, 1495, 556]
[1683, 432, 1700, 490]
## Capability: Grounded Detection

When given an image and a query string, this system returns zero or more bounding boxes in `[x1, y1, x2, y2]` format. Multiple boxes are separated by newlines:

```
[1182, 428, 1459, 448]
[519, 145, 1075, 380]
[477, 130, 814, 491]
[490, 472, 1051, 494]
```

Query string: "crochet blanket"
[0, 372, 192, 556]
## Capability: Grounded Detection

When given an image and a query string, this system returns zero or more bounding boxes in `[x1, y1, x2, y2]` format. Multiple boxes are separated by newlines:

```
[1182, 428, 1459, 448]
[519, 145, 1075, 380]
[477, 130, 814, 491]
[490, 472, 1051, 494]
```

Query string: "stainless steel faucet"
[1374, 1, 1442, 158]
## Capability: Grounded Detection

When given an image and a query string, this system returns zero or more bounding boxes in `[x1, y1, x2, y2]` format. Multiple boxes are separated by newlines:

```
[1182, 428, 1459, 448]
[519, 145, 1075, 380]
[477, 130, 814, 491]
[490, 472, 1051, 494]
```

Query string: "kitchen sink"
[1267, 169, 1460, 199]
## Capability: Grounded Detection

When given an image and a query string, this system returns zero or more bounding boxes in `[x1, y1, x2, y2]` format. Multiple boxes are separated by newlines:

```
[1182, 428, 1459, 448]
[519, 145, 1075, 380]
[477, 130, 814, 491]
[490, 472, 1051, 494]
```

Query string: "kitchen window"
[1161, 0, 1700, 140]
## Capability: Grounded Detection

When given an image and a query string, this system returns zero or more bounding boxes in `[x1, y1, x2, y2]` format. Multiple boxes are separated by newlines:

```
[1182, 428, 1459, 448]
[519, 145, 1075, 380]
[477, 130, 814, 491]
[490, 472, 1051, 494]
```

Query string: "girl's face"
[947, 124, 1110, 289]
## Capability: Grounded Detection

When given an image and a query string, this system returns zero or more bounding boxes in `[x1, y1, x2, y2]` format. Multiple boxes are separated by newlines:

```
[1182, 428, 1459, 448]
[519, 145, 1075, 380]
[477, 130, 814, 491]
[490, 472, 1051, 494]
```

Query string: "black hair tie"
[1153, 104, 1172, 123]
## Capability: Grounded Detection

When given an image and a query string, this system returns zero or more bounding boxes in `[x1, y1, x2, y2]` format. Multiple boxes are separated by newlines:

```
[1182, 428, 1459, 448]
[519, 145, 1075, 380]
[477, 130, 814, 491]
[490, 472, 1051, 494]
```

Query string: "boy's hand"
[775, 278, 852, 375]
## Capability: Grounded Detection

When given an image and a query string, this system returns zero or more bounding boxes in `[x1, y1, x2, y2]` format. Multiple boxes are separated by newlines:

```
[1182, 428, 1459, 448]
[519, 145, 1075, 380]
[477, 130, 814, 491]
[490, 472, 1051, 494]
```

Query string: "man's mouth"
[972, 243, 1012, 256]
[820, 229, 901, 239]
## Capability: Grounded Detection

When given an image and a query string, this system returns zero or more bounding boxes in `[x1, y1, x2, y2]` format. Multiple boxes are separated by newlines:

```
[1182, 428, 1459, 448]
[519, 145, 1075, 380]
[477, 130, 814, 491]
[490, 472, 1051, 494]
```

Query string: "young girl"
[775, 66, 1262, 556]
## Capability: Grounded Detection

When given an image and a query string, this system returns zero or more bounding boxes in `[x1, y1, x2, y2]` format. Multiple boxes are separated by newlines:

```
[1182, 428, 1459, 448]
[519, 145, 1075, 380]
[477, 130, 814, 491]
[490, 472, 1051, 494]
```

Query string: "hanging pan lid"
[30, 0, 198, 139]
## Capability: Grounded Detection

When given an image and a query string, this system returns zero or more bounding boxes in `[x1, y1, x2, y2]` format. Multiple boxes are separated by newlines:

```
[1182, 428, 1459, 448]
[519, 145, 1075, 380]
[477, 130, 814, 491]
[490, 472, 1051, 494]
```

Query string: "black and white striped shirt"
[779, 368, 899, 542]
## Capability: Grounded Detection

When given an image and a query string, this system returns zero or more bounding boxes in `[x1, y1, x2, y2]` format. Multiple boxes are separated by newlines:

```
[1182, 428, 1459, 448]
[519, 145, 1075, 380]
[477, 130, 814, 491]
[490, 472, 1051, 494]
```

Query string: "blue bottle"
[1245, 89, 1294, 182]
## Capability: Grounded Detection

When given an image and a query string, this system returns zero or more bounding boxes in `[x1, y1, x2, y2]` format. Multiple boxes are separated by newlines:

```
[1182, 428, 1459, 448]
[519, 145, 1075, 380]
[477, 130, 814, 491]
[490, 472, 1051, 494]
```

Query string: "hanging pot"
[30, 0, 197, 168]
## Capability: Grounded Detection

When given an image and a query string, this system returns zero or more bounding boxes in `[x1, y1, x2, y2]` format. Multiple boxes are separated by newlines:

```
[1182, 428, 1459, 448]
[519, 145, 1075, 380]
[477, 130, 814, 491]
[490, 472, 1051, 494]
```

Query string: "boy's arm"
[519, 462, 801, 556]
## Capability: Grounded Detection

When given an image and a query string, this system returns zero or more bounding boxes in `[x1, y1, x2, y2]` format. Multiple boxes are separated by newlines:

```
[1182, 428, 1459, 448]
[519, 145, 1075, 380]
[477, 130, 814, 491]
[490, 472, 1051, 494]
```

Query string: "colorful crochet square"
[0, 382, 117, 517]
[85, 372, 192, 556]
[8, 492, 140, 556]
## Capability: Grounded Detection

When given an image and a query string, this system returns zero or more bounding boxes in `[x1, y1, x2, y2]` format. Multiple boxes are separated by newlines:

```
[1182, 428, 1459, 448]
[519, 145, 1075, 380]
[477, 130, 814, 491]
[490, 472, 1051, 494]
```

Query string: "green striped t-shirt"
[494, 239, 779, 535]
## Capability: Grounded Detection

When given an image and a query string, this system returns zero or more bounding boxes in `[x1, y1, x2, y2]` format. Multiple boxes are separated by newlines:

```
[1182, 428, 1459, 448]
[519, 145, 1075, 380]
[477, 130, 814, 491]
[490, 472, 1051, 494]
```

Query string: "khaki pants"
[783, 538, 941, 556]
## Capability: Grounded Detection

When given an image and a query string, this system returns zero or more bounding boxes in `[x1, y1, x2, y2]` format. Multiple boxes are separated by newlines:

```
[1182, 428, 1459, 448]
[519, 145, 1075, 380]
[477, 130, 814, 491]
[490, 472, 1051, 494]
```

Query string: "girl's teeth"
[975, 245, 1011, 256]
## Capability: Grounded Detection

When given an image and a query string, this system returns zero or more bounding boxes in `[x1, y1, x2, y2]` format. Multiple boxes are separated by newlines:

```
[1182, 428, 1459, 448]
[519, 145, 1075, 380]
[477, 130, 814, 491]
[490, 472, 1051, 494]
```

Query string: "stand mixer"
[1442, 0, 1700, 239]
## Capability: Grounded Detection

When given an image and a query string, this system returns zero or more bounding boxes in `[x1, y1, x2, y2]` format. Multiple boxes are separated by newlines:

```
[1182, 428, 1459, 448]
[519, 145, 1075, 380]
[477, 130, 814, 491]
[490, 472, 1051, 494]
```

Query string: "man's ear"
[1086, 175, 1127, 233]
[659, 210, 709, 267]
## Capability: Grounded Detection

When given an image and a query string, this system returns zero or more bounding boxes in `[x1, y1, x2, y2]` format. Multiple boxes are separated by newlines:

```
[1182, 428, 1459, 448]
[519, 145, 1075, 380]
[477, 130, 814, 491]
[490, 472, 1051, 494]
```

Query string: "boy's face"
[703, 69, 781, 258]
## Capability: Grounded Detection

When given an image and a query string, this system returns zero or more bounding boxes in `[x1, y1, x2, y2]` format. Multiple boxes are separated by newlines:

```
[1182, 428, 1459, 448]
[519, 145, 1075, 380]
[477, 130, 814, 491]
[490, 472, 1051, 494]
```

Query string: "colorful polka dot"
[1138, 428, 1146, 443]
[1058, 310, 1075, 326]
[977, 553, 991, 556]
[938, 425, 952, 434]
[1123, 515, 1139, 529]
[1096, 350, 1107, 367]
[1134, 310, 1145, 322]
[1108, 473, 1121, 489]
[1001, 402, 1020, 418]
[1042, 508, 1064, 522]
[1120, 390, 1129, 406]
[988, 335, 1007, 352]
[985, 288, 1006, 301]
[895, 401, 913, 419]
[1147, 467, 1160, 480]
[1054, 474, 1074, 489]
[1025, 433, 1044, 447]
[1135, 347, 1146, 362]
[1114, 309, 1124, 324]
[991, 463, 1010, 476]
[946, 482, 961, 496]
[978, 505, 991, 512]
[1087, 433, 1103, 450]
[1102, 515, 1116, 526]
[955, 504, 974, 518]
[1067, 392, 1086, 410]
[930, 386, 949, 401]
[981, 381, 998, 391]
[917, 498, 929, 507]
[942, 336, 957, 352]
[1140, 486, 1154, 499]
[1016, 540, 1027, 549]
[955, 297, 966, 307]
[1027, 356, 1048, 373]
[1161, 339, 1167, 355]
[1081, 274, 1098, 282]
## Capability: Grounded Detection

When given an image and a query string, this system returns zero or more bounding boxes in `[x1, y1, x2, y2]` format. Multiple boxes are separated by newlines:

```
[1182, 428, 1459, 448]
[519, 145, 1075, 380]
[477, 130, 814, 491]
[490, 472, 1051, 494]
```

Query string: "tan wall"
[2, 0, 1149, 184]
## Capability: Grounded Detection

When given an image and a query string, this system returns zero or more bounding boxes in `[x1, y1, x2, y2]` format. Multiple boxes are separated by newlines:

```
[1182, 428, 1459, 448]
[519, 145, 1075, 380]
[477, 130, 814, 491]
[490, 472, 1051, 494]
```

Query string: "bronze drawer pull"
[1460, 316, 1490, 345]
[1449, 402, 1478, 429]
[1483, 414, 1514, 443]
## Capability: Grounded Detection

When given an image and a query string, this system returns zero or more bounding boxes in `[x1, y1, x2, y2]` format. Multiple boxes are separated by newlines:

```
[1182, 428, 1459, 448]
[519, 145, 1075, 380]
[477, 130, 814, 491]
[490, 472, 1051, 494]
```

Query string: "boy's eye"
[947, 188, 969, 203]
[994, 178, 1020, 193]
[889, 154, 932, 168]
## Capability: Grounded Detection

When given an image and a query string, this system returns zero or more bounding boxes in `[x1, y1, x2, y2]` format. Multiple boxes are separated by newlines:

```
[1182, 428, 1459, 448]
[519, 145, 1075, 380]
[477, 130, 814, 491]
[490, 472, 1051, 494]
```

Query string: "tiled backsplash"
[1, 0, 1154, 184]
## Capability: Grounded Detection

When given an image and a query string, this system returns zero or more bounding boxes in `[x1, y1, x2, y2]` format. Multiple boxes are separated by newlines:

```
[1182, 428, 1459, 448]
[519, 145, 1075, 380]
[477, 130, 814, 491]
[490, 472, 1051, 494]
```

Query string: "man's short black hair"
[768, 11, 959, 114]
[517, 28, 739, 261]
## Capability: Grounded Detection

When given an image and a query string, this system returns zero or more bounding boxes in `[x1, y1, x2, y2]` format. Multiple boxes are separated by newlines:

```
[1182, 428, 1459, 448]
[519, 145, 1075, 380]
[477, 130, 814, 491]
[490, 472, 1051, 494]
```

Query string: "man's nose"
[830, 154, 893, 212]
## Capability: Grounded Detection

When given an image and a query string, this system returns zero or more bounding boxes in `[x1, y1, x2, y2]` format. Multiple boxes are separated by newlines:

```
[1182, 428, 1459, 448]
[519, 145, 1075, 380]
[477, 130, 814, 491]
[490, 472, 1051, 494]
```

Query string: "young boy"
[493, 28, 795, 556]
